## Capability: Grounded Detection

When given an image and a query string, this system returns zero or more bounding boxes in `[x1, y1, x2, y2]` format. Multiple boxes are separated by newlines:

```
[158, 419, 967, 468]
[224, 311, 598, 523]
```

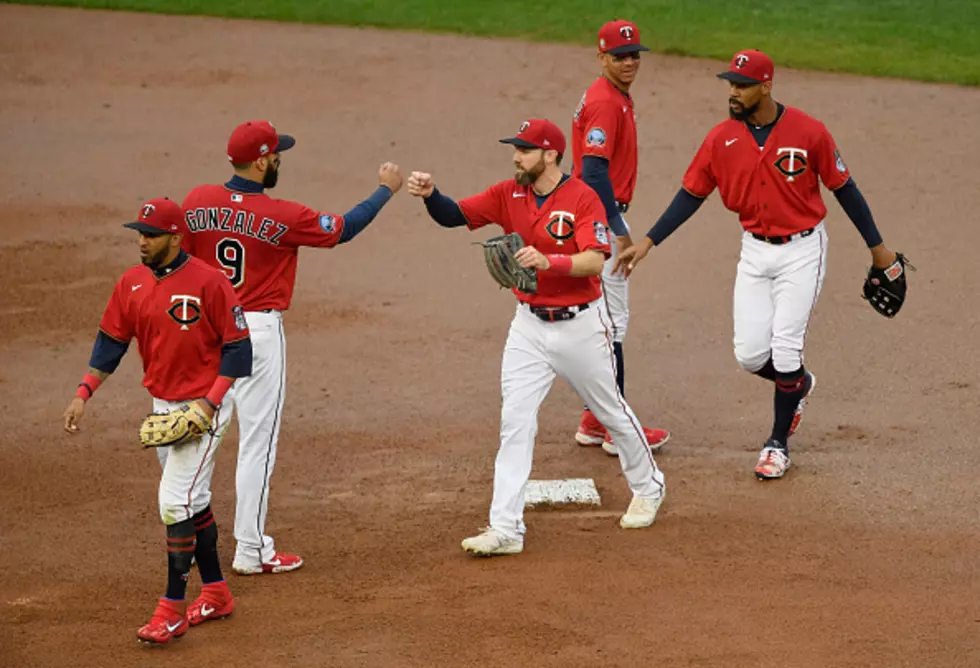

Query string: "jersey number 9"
[217, 238, 245, 288]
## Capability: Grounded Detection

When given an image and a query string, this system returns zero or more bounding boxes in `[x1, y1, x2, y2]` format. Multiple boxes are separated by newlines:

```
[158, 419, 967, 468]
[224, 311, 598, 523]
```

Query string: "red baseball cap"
[598, 20, 650, 55]
[227, 120, 296, 163]
[499, 119, 566, 155]
[717, 49, 774, 84]
[123, 198, 183, 236]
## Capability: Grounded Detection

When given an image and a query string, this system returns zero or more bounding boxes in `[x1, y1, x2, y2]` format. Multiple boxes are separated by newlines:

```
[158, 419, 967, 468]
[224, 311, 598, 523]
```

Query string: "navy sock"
[612, 342, 625, 396]
[754, 357, 776, 382]
[771, 367, 807, 448]
[193, 506, 224, 585]
[165, 519, 196, 601]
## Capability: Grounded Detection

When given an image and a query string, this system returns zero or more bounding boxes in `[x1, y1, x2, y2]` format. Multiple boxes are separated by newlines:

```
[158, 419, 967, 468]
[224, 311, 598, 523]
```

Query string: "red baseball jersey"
[682, 106, 851, 236]
[459, 177, 611, 307]
[571, 76, 639, 204]
[98, 256, 250, 402]
[181, 185, 346, 311]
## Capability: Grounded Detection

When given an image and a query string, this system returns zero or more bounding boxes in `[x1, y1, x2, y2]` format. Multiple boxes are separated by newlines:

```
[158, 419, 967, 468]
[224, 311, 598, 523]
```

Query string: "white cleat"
[619, 493, 665, 529]
[461, 527, 524, 557]
[755, 441, 792, 480]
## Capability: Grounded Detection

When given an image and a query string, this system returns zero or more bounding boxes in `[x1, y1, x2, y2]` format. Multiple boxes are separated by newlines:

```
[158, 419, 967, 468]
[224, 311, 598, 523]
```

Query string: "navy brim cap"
[276, 134, 296, 152]
[606, 44, 651, 55]
[123, 221, 169, 236]
[499, 137, 541, 149]
[717, 71, 763, 84]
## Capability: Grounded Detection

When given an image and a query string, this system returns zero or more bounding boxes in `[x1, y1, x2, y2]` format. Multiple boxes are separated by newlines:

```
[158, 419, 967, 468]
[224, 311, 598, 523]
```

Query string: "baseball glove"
[479, 232, 538, 294]
[863, 252, 914, 318]
[139, 402, 213, 448]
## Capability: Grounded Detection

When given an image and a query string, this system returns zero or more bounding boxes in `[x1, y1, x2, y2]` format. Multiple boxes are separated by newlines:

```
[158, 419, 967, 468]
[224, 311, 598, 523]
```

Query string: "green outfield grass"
[14, 0, 980, 85]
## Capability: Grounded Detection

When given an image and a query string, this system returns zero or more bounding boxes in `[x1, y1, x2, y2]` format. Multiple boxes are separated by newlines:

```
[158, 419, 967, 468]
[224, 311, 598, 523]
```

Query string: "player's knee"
[770, 346, 803, 374]
[734, 345, 770, 373]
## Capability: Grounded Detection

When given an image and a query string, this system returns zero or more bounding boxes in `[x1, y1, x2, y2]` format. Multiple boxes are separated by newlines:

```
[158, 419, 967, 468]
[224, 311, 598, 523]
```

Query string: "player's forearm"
[75, 367, 111, 401]
[542, 250, 605, 277]
[203, 338, 252, 409]
[646, 188, 706, 245]
[423, 188, 468, 228]
[832, 178, 884, 248]
[338, 186, 394, 244]
[580, 156, 628, 236]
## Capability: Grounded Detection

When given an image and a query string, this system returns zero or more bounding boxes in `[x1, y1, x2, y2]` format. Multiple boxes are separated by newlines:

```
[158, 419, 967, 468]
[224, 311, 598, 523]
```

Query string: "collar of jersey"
[600, 74, 632, 101]
[151, 249, 190, 280]
[225, 174, 264, 194]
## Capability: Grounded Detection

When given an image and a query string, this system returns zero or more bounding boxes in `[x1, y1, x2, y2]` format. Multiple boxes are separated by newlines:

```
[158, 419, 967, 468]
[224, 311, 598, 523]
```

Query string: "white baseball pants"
[154, 395, 233, 526]
[489, 300, 665, 540]
[733, 223, 828, 373]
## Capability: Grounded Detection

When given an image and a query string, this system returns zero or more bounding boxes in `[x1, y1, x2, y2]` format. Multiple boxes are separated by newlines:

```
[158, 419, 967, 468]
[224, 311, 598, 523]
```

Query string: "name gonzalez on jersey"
[184, 207, 289, 246]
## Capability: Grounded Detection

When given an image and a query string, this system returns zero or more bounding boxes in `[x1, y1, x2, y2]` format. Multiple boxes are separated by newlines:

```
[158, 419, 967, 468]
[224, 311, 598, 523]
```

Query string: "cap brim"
[606, 44, 651, 55]
[276, 134, 296, 152]
[123, 221, 169, 236]
[717, 71, 763, 84]
[499, 137, 541, 149]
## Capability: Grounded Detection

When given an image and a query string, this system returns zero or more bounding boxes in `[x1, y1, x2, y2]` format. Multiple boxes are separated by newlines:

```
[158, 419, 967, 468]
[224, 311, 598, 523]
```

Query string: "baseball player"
[62, 198, 252, 644]
[180, 121, 403, 575]
[407, 119, 666, 556]
[615, 50, 905, 479]
[571, 19, 670, 456]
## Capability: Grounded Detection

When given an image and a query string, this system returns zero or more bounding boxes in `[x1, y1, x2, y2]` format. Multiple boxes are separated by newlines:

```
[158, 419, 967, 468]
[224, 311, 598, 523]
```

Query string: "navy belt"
[751, 226, 816, 245]
[529, 303, 591, 322]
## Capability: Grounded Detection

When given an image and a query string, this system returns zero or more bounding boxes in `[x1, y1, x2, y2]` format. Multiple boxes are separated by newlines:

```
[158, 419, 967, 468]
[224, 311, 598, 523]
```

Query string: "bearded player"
[616, 50, 909, 479]
[181, 121, 403, 574]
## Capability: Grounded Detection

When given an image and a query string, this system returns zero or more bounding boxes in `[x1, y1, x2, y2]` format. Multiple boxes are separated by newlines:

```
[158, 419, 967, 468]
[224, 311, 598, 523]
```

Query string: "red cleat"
[188, 581, 235, 626]
[137, 598, 187, 645]
[602, 427, 671, 456]
[575, 409, 607, 446]
[233, 552, 304, 576]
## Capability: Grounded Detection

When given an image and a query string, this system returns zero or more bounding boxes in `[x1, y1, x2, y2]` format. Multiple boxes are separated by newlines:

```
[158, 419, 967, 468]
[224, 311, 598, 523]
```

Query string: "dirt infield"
[2, 5, 979, 667]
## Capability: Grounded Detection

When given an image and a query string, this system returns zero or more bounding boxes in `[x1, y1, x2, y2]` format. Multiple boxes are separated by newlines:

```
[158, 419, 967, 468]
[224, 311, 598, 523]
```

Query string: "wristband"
[75, 373, 102, 401]
[205, 376, 234, 408]
[544, 254, 573, 276]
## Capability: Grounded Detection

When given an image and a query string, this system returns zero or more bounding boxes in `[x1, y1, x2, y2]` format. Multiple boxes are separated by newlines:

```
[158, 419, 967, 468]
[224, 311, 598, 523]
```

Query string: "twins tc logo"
[774, 147, 808, 182]
[735, 53, 750, 69]
[141, 203, 156, 218]
[546, 211, 576, 246]
[619, 26, 634, 40]
[519, 121, 530, 133]
[168, 295, 202, 330]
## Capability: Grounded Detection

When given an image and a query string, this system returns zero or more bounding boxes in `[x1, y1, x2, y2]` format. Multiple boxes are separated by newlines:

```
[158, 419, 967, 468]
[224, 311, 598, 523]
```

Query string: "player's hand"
[613, 237, 654, 278]
[379, 162, 403, 194]
[514, 246, 550, 271]
[870, 244, 898, 269]
[407, 171, 435, 198]
[614, 233, 634, 259]
[63, 397, 86, 434]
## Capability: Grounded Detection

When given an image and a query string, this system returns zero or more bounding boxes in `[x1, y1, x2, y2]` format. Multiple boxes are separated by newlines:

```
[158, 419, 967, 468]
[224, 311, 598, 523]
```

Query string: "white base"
[523, 478, 601, 508]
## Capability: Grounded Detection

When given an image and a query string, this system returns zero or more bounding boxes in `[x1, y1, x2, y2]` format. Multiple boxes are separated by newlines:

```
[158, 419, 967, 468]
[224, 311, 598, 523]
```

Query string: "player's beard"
[141, 242, 171, 268]
[263, 164, 279, 189]
[515, 157, 546, 186]
[729, 98, 760, 121]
